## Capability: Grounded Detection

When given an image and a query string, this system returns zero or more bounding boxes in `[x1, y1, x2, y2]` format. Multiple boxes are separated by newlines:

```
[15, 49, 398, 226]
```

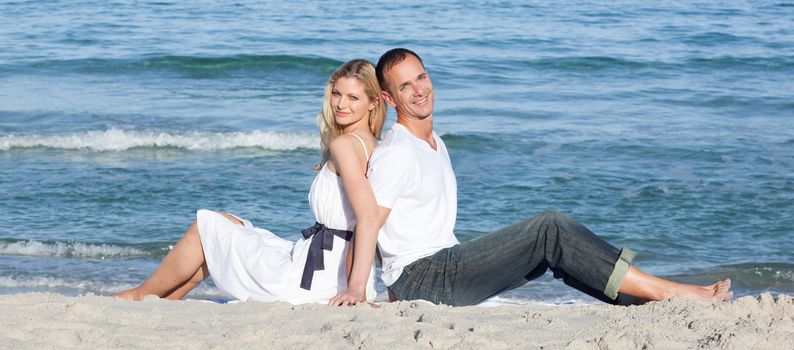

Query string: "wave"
[8, 54, 791, 78]
[685, 56, 794, 71]
[0, 239, 158, 259]
[0, 129, 319, 152]
[0, 275, 225, 297]
[439, 133, 503, 152]
[523, 56, 652, 71]
[518, 55, 794, 72]
[479, 295, 595, 307]
[680, 32, 752, 46]
[7, 54, 342, 77]
[719, 262, 794, 285]
[673, 262, 794, 293]
[0, 276, 120, 294]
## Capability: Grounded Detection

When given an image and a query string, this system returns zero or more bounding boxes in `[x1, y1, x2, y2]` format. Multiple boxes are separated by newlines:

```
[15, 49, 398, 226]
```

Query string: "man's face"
[382, 55, 434, 120]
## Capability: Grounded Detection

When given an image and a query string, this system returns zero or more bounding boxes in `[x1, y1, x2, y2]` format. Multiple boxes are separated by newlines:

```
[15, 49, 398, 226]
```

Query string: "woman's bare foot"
[113, 288, 143, 301]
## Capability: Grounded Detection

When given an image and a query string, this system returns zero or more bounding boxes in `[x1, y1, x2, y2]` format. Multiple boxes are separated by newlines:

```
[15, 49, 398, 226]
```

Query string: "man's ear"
[382, 90, 396, 108]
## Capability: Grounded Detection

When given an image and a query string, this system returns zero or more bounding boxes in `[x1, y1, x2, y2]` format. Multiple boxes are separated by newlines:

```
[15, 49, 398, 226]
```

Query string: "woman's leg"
[618, 267, 732, 303]
[161, 262, 210, 300]
[114, 221, 206, 300]
[114, 212, 243, 301]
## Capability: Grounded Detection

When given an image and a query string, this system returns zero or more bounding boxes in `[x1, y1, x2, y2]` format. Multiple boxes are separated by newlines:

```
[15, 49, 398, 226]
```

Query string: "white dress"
[197, 136, 377, 304]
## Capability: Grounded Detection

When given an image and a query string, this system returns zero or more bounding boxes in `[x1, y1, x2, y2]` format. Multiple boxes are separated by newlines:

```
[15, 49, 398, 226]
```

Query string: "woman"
[115, 59, 384, 304]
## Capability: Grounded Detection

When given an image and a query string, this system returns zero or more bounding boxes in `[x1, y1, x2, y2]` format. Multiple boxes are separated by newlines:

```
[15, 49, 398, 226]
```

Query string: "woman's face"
[331, 76, 375, 130]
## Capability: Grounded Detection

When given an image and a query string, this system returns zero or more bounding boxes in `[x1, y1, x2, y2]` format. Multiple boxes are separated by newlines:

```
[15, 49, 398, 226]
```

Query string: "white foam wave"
[478, 295, 596, 307]
[751, 266, 794, 282]
[0, 276, 225, 297]
[0, 129, 320, 151]
[0, 276, 112, 292]
[0, 240, 147, 259]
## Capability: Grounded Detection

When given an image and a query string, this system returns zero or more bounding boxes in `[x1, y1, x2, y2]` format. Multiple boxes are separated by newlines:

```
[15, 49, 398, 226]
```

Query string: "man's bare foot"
[619, 268, 734, 303]
[667, 279, 733, 302]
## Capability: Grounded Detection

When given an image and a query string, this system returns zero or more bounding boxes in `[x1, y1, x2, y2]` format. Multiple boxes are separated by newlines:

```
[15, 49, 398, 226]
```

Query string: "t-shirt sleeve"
[367, 146, 415, 209]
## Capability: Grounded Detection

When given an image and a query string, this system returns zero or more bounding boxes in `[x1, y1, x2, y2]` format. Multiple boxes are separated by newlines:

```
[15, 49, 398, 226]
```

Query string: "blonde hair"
[316, 59, 386, 169]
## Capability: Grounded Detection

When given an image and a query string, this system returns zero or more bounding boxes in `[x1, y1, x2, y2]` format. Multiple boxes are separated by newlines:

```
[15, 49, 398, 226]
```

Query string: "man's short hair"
[375, 48, 424, 92]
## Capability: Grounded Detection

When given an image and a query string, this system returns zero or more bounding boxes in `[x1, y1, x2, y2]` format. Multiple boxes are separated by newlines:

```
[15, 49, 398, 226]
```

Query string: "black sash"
[299, 222, 353, 290]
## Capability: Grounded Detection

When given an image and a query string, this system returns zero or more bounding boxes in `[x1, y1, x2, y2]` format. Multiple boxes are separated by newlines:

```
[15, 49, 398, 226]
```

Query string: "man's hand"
[328, 290, 364, 307]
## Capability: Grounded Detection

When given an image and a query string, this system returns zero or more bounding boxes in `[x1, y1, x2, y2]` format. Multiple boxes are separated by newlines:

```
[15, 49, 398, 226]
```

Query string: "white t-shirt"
[367, 123, 460, 286]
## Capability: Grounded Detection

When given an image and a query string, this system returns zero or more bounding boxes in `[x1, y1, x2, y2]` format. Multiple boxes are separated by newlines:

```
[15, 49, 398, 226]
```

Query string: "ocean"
[1, 1, 792, 305]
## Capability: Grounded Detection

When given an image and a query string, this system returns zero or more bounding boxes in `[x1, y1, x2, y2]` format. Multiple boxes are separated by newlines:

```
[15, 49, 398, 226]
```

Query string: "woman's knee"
[189, 265, 209, 284]
[217, 212, 244, 226]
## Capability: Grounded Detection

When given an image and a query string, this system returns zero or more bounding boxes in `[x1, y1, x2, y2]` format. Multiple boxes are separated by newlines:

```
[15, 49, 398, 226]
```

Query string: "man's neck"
[397, 114, 435, 149]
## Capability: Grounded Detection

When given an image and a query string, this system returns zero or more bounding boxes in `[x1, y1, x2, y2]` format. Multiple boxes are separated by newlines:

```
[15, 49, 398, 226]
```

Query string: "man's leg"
[388, 210, 632, 306]
[390, 210, 731, 306]
[446, 210, 633, 306]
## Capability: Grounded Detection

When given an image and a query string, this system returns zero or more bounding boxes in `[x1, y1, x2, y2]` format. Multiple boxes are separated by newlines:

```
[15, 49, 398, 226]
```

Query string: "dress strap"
[349, 133, 370, 160]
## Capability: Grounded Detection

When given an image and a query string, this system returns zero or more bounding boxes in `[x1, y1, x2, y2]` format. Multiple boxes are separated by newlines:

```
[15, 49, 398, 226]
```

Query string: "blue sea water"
[0, 1, 792, 305]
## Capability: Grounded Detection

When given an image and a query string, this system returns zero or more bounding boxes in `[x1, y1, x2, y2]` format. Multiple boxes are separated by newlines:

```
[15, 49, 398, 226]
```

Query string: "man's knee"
[538, 210, 563, 219]
[506, 211, 576, 244]
[511, 210, 562, 238]
[530, 210, 568, 225]
[521, 210, 579, 239]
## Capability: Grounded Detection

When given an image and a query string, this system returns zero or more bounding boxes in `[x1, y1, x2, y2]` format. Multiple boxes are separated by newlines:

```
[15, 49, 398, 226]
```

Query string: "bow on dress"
[299, 222, 353, 290]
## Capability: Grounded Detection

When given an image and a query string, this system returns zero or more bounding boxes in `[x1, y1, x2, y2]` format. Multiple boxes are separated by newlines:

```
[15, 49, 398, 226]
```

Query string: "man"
[330, 48, 733, 306]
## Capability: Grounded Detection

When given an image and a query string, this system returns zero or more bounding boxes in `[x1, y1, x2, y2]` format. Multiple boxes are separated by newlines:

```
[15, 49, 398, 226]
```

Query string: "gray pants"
[388, 211, 636, 306]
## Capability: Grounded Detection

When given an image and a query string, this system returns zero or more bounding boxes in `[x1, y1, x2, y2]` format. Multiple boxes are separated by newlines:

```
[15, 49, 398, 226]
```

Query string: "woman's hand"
[328, 289, 364, 306]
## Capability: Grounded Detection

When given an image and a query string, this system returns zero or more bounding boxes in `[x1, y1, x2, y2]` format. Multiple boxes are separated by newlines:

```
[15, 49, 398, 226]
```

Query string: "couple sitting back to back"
[116, 48, 733, 306]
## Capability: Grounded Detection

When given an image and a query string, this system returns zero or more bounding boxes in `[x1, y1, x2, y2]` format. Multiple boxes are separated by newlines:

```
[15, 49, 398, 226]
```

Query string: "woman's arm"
[326, 135, 386, 305]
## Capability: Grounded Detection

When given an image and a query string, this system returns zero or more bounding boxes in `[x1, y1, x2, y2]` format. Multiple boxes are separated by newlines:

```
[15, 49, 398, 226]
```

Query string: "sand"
[0, 293, 791, 349]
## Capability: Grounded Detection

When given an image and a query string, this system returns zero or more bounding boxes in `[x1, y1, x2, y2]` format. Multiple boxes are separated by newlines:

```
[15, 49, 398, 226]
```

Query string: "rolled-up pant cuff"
[603, 248, 637, 300]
